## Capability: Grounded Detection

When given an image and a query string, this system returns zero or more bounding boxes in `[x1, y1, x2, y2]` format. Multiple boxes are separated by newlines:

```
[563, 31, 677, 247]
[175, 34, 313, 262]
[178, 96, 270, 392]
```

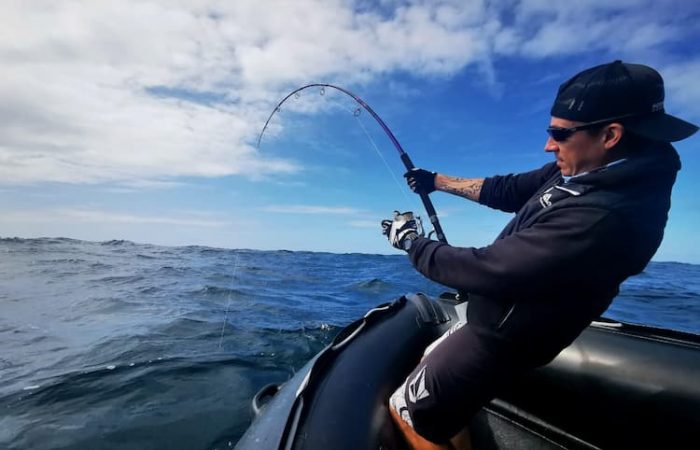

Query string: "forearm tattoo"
[437, 175, 484, 202]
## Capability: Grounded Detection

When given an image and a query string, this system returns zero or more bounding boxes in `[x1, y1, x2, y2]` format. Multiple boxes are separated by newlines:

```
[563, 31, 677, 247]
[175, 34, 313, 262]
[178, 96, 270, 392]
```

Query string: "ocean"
[1, 237, 698, 449]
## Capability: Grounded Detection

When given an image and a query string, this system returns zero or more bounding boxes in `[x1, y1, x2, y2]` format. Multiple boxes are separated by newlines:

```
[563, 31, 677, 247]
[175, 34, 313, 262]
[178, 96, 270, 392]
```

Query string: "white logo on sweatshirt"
[539, 193, 553, 208]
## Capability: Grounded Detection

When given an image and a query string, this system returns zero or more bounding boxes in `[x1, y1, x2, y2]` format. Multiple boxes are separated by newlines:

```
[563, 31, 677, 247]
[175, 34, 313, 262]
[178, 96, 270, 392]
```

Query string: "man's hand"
[404, 168, 436, 194]
[381, 211, 424, 251]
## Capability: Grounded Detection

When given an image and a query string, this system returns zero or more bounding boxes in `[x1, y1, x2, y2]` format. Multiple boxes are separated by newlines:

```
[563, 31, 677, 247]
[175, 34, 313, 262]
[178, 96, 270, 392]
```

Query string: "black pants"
[391, 322, 524, 443]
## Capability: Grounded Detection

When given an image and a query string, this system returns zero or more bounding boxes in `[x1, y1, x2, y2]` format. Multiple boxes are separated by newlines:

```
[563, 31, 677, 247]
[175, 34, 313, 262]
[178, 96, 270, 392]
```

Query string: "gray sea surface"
[1, 237, 698, 449]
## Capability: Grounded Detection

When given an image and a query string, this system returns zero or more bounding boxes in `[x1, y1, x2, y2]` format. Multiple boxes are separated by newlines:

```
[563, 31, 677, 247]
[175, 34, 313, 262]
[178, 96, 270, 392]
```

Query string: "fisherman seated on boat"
[381, 61, 699, 450]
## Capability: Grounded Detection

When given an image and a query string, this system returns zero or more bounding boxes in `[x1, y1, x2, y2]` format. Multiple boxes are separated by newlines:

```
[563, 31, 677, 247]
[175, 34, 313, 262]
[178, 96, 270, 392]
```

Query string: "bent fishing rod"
[257, 83, 448, 244]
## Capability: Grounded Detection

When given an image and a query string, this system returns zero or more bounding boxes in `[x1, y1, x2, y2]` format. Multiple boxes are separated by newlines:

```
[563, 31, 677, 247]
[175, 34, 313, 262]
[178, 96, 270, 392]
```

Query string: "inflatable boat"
[236, 293, 700, 449]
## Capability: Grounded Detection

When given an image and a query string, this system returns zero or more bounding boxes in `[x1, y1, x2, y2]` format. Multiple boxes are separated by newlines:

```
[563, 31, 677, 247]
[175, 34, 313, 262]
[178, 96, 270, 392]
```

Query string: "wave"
[100, 239, 135, 246]
[35, 258, 87, 264]
[352, 278, 392, 291]
[0, 237, 83, 246]
[91, 274, 146, 285]
[1, 355, 271, 405]
[1, 236, 698, 450]
[138, 286, 162, 295]
[157, 265, 190, 273]
[190, 285, 248, 298]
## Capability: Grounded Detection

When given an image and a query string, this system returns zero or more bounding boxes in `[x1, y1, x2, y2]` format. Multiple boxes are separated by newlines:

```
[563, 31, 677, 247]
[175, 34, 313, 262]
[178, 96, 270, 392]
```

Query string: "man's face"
[545, 117, 607, 177]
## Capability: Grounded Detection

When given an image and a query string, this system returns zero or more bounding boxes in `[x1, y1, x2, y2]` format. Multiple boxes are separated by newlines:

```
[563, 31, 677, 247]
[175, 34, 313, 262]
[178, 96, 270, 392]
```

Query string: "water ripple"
[0, 237, 697, 450]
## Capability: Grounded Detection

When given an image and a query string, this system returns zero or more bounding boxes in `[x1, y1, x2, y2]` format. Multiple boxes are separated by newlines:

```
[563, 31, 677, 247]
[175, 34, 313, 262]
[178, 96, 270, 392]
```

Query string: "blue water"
[1, 237, 698, 449]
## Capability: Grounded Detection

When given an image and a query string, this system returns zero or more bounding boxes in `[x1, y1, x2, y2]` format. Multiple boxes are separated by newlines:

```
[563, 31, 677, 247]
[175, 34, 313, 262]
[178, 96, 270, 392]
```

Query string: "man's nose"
[544, 136, 558, 152]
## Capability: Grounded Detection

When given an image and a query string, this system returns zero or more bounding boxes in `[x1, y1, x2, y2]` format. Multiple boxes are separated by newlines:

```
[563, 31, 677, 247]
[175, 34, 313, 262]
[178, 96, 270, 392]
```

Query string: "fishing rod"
[257, 83, 448, 244]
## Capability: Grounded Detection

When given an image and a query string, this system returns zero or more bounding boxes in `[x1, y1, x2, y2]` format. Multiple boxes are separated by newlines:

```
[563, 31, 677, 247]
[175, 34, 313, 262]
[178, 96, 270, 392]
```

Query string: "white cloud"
[349, 220, 380, 228]
[0, 0, 497, 186]
[511, 0, 695, 58]
[2, 208, 230, 228]
[0, 0, 697, 186]
[260, 204, 366, 215]
[662, 59, 700, 122]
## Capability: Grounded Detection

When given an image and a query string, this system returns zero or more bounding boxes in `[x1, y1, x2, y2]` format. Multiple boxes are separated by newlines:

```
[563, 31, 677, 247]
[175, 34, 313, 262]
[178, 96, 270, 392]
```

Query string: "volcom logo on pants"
[408, 366, 430, 403]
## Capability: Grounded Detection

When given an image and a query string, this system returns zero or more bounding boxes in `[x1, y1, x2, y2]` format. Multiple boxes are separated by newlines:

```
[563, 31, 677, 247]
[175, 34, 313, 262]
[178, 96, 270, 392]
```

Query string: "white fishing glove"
[381, 211, 424, 251]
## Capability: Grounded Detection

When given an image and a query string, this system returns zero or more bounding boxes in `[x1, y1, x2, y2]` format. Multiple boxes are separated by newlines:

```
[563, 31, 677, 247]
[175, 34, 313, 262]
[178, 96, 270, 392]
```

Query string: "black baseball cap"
[551, 60, 698, 142]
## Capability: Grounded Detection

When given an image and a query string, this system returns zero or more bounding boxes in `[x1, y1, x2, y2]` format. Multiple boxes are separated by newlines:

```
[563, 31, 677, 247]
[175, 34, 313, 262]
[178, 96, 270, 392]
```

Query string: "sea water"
[1, 237, 698, 449]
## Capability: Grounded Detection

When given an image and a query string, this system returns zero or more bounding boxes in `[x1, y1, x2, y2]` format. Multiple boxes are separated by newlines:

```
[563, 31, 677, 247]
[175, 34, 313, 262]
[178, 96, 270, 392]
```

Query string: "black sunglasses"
[546, 114, 637, 142]
[546, 122, 607, 142]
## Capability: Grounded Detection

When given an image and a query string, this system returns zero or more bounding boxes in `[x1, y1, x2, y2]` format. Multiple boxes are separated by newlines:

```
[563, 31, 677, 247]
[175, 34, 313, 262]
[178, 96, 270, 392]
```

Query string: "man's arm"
[435, 174, 484, 202]
[406, 207, 625, 299]
[405, 163, 559, 212]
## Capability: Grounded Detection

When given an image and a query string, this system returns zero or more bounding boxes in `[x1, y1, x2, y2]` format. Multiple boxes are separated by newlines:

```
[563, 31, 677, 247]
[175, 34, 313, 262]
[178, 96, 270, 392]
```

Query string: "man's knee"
[390, 323, 513, 443]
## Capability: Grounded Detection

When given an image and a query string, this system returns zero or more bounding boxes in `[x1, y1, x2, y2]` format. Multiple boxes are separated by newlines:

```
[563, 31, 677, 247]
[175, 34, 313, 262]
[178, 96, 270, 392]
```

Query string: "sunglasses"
[546, 114, 638, 142]
[546, 122, 607, 142]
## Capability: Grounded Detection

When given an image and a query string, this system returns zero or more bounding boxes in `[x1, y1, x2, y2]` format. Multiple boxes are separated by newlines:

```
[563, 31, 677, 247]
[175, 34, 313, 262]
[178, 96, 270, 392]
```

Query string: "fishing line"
[219, 252, 240, 348]
[260, 89, 420, 213]
[258, 85, 439, 238]
[349, 107, 420, 211]
[320, 93, 419, 210]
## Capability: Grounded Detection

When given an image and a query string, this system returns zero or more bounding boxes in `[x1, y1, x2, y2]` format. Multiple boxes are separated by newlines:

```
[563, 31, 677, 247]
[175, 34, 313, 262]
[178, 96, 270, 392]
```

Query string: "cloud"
[2, 208, 231, 228]
[349, 220, 380, 228]
[1, 0, 698, 186]
[260, 204, 366, 215]
[0, 0, 494, 186]
[508, 0, 698, 58]
[662, 59, 700, 122]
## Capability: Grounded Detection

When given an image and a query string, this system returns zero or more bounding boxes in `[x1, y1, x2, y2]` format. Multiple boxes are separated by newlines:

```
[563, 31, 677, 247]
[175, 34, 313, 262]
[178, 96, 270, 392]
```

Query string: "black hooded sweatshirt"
[407, 144, 681, 365]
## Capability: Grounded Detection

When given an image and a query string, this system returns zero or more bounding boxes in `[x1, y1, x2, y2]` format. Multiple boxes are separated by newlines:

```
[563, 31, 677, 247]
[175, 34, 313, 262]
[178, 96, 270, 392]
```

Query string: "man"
[381, 61, 698, 450]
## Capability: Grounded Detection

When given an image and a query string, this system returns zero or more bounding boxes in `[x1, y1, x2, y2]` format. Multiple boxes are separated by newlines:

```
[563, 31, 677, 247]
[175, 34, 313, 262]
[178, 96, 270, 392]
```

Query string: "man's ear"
[603, 123, 625, 150]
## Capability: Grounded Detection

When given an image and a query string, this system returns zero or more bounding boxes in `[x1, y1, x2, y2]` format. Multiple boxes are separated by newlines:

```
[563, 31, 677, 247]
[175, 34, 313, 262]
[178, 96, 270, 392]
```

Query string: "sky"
[1, 0, 700, 261]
